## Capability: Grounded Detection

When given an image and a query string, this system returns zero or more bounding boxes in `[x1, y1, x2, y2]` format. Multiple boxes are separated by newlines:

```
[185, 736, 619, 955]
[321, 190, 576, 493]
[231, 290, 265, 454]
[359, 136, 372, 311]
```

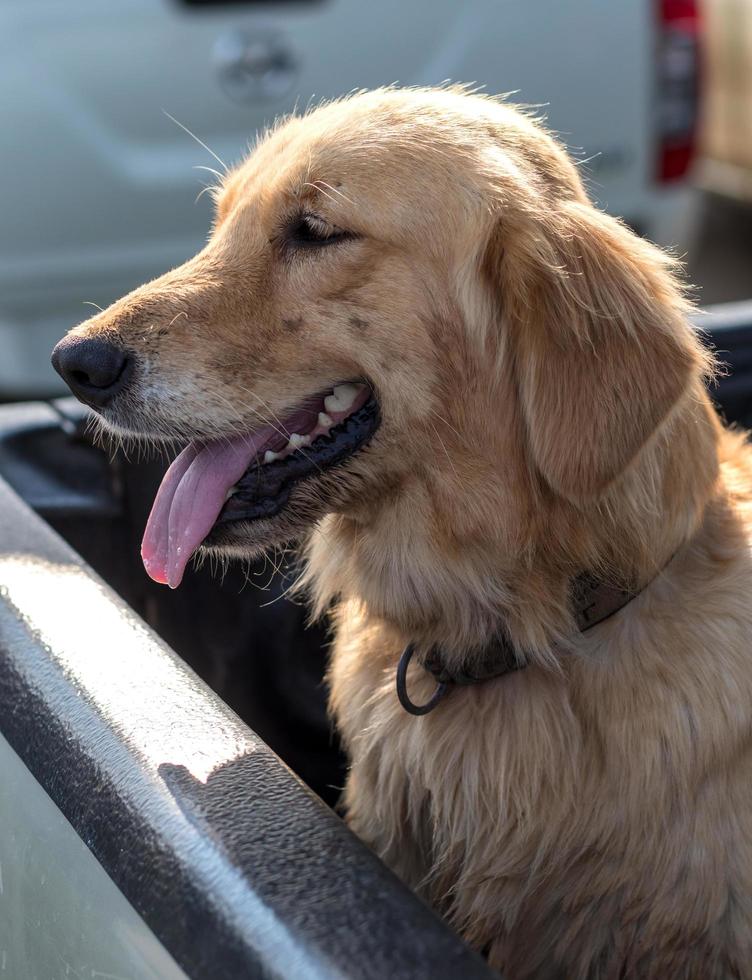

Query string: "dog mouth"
[141, 382, 380, 588]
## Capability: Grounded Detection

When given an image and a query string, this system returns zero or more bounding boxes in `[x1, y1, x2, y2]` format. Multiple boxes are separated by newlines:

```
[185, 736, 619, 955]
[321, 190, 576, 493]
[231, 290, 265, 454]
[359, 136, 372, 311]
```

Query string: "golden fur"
[62, 87, 752, 978]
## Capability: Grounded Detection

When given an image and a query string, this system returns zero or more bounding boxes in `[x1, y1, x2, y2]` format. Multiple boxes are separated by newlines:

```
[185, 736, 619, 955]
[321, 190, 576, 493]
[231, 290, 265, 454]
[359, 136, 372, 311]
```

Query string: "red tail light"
[656, 0, 701, 182]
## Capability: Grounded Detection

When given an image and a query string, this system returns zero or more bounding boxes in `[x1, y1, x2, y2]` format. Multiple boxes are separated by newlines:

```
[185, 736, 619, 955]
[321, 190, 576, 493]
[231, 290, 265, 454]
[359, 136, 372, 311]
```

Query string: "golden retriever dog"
[51, 87, 752, 978]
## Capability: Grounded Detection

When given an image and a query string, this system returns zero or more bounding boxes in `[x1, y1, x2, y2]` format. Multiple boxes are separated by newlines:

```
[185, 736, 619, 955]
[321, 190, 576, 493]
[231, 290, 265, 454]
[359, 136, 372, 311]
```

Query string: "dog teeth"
[333, 383, 360, 406]
[225, 484, 239, 500]
[325, 383, 363, 414]
[257, 386, 364, 469]
[288, 433, 311, 450]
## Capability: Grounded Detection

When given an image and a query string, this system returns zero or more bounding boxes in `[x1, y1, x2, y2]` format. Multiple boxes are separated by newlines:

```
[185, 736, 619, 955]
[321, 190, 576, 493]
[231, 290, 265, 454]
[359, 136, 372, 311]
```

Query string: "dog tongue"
[141, 427, 276, 589]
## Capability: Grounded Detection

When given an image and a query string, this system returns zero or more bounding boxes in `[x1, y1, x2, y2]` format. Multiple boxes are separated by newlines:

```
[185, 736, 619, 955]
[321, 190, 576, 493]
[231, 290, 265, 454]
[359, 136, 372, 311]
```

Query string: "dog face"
[52, 88, 708, 601]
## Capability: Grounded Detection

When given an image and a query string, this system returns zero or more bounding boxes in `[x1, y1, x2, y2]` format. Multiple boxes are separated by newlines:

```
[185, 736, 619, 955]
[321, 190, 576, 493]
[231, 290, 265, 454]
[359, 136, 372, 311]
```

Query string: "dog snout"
[51, 335, 133, 409]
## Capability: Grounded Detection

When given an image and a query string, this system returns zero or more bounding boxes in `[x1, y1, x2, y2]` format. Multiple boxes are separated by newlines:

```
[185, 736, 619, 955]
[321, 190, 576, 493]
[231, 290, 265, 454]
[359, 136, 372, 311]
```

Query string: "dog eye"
[286, 213, 355, 249]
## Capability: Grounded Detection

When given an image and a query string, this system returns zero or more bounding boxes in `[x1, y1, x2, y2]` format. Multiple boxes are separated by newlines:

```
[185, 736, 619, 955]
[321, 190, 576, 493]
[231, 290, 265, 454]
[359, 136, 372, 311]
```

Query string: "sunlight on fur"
[54, 87, 752, 978]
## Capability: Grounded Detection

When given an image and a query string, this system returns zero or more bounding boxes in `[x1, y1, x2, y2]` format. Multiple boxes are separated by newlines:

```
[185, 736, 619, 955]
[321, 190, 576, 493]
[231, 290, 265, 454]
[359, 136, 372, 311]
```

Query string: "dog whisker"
[193, 164, 225, 182]
[427, 407, 463, 441]
[311, 179, 355, 207]
[195, 184, 219, 206]
[302, 181, 342, 209]
[163, 110, 228, 172]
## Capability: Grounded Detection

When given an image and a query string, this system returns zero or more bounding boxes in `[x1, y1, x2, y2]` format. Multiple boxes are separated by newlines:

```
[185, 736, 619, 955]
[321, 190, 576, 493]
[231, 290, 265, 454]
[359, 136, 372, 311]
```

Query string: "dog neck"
[395, 570, 656, 714]
[302, 380, 722, 665]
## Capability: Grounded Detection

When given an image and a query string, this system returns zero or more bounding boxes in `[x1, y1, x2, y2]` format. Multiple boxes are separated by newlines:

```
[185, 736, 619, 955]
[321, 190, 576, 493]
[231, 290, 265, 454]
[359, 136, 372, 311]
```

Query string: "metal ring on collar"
[396, 643, 449, 716]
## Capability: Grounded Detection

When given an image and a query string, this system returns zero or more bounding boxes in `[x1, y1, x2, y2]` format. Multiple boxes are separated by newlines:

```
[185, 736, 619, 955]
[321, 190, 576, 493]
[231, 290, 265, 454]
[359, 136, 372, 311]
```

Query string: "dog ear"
[493, 200, 706, 502]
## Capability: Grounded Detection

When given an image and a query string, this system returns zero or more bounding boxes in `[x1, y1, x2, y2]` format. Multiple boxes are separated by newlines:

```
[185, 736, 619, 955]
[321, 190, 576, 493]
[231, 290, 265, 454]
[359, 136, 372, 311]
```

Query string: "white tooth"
[224, 484, 239, 501]
[324, 394, 340, 414]
[318, 412, 333, 428]
[263, 450, 279, 464]
[332, 383, 360, 410]
[288, 433, 311, 449]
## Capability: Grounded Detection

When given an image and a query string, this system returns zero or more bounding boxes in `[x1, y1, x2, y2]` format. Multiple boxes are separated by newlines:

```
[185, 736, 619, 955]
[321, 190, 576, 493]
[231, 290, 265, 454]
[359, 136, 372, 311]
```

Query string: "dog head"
[52, 87, 713, 634]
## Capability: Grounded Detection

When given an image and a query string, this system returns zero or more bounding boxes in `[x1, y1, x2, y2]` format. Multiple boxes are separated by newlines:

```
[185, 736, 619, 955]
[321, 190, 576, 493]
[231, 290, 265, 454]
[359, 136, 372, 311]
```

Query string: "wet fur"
[63, 88, 752, 978]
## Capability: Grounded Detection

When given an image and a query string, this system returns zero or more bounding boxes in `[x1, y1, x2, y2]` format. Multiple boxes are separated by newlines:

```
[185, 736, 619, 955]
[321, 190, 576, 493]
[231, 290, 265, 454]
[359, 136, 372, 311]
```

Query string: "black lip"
[211, 394, 380, 527]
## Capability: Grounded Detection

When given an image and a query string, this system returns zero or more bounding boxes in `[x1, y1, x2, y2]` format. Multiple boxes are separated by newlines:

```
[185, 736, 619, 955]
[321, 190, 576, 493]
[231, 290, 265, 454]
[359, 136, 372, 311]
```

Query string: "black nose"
[51, 336, 132, 408]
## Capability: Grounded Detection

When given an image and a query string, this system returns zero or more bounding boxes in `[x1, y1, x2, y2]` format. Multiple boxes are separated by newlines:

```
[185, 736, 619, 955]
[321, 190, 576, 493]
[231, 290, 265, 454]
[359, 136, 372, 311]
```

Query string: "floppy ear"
[494, 200, 707, 502]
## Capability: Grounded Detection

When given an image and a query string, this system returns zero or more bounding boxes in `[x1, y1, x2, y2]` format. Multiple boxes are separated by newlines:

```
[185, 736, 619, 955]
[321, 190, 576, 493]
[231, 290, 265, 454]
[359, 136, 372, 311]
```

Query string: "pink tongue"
[141, 427, 276, 589]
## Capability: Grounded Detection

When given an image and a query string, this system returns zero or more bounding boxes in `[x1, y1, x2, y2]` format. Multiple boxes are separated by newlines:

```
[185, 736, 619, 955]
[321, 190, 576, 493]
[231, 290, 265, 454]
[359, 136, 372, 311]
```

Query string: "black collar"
[395, 572, 641, 715]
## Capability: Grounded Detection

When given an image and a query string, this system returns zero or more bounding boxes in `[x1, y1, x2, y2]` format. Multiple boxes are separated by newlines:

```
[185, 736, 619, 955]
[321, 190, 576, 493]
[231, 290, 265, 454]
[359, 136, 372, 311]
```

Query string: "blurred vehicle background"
[688, 0, 752, 305]
[0, 0, 747, 397]
[700, 0, 752, 202]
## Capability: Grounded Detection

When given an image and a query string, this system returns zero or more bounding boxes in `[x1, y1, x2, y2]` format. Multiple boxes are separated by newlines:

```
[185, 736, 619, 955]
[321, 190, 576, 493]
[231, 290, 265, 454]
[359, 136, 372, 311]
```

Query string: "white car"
[2, 0, 701, 395]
